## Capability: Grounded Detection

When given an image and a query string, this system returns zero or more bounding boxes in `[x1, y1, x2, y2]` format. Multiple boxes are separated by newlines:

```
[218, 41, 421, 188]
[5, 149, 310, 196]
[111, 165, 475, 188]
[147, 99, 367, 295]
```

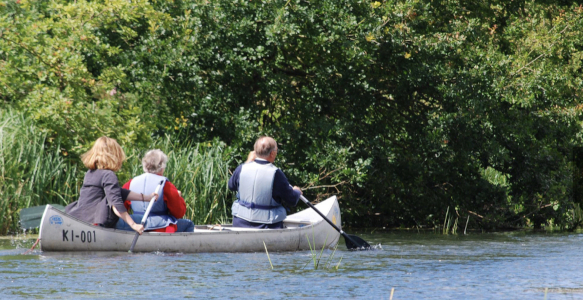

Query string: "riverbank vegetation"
[0, 109, 231, 234]
[1, 0, 582, 234]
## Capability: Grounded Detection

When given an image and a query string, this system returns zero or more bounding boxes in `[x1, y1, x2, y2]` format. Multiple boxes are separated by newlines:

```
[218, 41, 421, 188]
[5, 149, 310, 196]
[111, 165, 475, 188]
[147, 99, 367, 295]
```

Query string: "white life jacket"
[231, 161, 287, 224]
[129, 173, 176, 230]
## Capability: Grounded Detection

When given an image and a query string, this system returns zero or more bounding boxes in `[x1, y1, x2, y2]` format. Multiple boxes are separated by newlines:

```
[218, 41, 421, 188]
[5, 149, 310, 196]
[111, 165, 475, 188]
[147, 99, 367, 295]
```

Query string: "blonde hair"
[81, 136, 126, 172]
[142, 149, 168, 174]
[245, 151, 256, 163]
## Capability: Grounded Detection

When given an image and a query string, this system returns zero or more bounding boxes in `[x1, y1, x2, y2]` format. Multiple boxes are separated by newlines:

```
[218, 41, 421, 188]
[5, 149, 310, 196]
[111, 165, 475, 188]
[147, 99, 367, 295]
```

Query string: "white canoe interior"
[39, 196, 342, 253]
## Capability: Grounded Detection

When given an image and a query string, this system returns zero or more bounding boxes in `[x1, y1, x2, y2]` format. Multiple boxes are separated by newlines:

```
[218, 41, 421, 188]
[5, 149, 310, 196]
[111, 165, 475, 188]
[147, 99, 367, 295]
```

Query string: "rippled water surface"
[1, 231, 583, 299]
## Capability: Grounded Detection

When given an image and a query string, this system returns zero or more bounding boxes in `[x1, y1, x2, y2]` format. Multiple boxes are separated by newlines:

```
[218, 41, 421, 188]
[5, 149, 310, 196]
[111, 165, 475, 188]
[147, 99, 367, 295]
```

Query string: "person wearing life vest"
[116, 149, 195, 233]
[65, 136, 156, 235]
[228, 136, 302, 228]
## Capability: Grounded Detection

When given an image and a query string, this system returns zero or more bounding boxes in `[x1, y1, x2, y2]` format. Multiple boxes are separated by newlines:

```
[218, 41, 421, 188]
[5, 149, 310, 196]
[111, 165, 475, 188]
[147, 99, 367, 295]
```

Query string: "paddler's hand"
[293, 186, 303, 195]
[144, 192, 159, 201]
[131, 223, 144, 235]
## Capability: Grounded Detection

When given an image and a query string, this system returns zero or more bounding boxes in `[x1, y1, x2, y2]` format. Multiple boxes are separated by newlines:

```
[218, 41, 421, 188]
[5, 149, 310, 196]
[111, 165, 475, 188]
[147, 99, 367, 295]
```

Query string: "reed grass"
[335, 255, 343, 270]
[0, 109, 233, 234]
[442, 206, 458, 235]
[0, 109, 80, 234]
[324, 243, 340, 269]
[263, 241, 274, 269]
[301, 231, 342, 270]
[305, 234, 328, 269]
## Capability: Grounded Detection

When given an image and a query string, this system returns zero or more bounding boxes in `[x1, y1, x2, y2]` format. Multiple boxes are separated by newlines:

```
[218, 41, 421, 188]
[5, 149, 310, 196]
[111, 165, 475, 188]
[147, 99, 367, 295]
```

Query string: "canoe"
[39, 196, 342, 253]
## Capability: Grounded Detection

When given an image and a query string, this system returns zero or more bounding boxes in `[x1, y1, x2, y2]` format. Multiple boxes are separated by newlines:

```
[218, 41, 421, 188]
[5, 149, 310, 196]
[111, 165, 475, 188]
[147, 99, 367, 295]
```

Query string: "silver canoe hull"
[39, 196, 342, 253]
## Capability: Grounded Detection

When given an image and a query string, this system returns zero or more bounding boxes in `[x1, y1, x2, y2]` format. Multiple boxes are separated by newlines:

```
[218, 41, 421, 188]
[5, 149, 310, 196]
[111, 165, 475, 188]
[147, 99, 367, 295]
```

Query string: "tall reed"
[302, 230, 342, 270]
[1, 109, 233, 234]
[442, 206, 458, 235]
[0, 109, 80, 234]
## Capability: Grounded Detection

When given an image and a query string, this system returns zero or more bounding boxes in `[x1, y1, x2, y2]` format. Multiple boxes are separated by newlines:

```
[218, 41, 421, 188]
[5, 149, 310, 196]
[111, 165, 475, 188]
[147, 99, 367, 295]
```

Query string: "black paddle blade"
[344, 234, 371, 250]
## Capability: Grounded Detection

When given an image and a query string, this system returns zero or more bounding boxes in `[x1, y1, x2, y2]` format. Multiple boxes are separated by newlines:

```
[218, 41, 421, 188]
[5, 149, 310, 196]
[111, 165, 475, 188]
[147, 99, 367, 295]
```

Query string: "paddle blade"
[129, 232, 140, 253]
[344, 234, 371, 250]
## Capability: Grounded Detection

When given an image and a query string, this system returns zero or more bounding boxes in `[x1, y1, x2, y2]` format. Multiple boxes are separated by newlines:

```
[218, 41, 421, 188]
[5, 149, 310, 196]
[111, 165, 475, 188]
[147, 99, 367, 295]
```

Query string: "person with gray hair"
[228, 136, 302, 228]
[142, 149, 168, 174]
[116, 149, 195, 232]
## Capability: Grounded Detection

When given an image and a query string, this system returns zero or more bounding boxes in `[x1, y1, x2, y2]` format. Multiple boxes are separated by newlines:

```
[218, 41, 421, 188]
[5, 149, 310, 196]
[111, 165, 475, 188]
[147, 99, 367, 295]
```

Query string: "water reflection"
[1, 231, 583, 299]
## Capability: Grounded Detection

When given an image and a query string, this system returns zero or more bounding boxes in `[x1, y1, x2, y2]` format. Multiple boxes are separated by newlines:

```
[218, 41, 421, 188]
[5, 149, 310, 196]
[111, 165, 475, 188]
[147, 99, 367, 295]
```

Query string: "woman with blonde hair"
[65, 136, 156, 234]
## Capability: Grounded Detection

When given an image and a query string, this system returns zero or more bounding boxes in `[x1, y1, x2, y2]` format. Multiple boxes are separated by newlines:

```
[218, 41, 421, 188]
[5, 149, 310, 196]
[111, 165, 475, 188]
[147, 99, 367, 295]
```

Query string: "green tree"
[0, 0, 162, 154]
[2, 0, 582, 230]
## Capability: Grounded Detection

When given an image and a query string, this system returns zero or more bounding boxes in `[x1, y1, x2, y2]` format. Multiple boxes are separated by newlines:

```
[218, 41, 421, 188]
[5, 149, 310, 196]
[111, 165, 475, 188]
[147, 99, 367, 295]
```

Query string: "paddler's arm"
[164, 181, 186, 219]
[228, 165, 243, 191]
[124, 190, 158, 202]
[272, 169, 302, 206]
[112, 206, 144, 234]
[121, 180, 157, 202]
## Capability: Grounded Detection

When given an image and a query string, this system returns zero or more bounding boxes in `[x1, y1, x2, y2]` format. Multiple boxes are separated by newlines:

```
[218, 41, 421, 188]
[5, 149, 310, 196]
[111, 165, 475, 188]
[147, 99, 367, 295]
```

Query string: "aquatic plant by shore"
[0, 109, 80, 235]
[442, 207, 458, 235]
[262, 231, 343, 271]
[304, 234, 342, 270]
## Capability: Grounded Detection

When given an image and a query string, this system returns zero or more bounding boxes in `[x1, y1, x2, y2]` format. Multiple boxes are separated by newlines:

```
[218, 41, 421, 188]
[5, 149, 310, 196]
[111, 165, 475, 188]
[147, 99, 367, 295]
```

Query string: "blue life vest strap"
[237, 200, 280, 210]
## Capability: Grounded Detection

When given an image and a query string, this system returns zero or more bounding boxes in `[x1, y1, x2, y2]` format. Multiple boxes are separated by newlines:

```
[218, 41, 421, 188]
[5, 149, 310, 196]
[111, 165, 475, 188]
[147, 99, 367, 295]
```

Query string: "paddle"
[129, 180, 164, 253]
[20, 204, 66, 229]
[299, 195, 371, 250]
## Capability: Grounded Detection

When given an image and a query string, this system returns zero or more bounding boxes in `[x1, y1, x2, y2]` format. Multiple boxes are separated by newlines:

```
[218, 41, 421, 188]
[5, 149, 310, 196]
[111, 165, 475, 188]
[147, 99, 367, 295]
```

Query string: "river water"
[1, 231, 582, 299]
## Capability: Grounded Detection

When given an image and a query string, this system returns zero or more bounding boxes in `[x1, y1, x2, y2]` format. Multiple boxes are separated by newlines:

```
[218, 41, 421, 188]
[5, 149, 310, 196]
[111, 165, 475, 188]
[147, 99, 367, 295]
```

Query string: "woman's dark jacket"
[65, 169, 130, 228]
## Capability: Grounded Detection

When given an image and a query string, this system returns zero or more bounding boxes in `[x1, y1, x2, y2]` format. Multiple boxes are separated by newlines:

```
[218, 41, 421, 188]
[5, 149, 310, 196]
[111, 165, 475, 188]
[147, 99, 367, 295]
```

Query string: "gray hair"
[254, 136, 277, 157]
[142, 149, 168, 174]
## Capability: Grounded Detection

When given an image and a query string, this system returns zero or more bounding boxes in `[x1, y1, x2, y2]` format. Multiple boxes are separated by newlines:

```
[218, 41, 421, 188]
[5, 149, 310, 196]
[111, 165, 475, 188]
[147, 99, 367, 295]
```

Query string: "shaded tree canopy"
[1, 0, 582, 229]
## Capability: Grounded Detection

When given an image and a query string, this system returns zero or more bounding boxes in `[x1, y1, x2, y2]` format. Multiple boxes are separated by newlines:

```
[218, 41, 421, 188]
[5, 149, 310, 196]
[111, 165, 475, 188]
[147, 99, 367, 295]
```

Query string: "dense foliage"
[1, 0, 582, 231]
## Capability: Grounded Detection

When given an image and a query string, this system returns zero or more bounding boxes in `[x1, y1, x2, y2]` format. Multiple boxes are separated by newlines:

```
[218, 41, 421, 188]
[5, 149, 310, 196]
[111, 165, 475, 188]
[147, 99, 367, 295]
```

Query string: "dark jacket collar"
[254, 158, 271, 165]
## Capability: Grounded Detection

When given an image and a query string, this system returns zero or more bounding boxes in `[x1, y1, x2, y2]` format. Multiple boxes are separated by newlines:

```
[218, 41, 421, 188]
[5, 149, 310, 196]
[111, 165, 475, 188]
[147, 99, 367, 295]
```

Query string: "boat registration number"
[62, 230, 96, 243]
